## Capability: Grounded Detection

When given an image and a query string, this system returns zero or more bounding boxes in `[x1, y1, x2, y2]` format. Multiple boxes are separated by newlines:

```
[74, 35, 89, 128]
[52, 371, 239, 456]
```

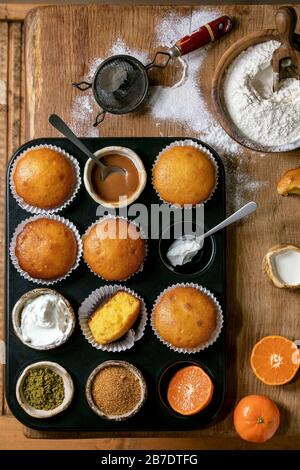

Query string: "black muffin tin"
[6, 137, 226, 432]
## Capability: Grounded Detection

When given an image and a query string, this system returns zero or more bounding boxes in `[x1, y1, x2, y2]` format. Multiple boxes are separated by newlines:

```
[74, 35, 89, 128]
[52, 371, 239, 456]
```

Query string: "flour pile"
[223, 40, 300, 149]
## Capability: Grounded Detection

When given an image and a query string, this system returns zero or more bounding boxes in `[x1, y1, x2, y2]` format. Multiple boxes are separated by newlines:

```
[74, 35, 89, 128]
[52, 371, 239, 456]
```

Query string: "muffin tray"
[6, 137, 226, 432]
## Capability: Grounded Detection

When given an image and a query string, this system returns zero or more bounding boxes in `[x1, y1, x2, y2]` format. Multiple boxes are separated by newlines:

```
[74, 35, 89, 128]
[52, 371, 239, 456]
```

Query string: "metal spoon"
[48, 114, 126, 180]
[167, 202, 257, 266]
[198, 201, 257, 244]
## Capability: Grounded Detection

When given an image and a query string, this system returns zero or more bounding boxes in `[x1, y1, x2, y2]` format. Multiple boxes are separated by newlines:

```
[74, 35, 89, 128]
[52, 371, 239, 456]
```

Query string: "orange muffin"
[13, 148, 76, 209]
[153, 286, 218, 349]
[83, 218, 146, 281]
[152, 145, 216, 206]
[15, 218, 78, 280]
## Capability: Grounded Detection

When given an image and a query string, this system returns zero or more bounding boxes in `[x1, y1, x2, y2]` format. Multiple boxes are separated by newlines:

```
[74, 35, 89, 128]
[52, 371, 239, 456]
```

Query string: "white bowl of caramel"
[84, 146, 147, 208]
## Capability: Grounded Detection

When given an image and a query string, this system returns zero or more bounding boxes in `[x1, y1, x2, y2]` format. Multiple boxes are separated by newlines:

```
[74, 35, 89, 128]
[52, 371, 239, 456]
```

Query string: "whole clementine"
[233, 395, 280, 443]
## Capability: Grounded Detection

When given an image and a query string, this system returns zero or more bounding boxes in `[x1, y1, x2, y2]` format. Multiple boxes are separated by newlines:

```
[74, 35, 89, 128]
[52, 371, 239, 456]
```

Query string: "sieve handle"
[169, 15, 232, 57]
[72, 81, 92, 91]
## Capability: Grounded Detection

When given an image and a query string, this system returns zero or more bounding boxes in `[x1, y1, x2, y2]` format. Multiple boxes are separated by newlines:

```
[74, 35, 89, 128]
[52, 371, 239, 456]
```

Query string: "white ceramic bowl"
[83, 146, 147, 208]
[16, 361, 74, 419]
[12, 288, 76, 351]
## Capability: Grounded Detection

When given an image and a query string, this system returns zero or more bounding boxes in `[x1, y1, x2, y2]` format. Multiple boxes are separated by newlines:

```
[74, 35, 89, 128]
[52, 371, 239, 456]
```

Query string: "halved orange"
[167, 365, 214, 416]
[251, 335, 300, 386]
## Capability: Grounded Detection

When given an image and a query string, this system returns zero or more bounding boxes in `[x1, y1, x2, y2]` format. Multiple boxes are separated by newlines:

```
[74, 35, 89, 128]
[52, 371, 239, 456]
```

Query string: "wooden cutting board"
[23, 4, 300, 440]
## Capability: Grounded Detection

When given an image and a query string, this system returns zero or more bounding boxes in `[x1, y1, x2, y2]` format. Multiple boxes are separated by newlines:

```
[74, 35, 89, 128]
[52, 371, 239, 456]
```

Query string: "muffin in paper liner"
[9, 214, 82, 285]
[151, 139, 219, 208]
[82, 215, 148, 282]
[78, 285, 148, 352]
[10, 144, 81, 214]
[151, 282, 223, 354]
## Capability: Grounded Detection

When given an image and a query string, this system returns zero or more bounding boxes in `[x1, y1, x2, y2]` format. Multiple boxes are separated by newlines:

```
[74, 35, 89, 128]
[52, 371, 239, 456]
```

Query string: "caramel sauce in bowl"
[84, 146, 147, 208]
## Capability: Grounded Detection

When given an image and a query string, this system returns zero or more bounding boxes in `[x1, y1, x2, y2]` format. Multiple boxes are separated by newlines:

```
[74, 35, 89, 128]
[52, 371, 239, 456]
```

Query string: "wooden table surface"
[1, 3, 300, 449]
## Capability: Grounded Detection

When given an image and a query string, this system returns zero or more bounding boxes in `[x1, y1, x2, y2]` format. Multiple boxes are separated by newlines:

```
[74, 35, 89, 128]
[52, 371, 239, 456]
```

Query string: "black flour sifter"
[72, 16, 232, 126]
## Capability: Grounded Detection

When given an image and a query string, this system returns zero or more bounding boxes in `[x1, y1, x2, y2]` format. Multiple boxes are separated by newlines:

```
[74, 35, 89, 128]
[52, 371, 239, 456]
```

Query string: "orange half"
[167, 365, 214, 416]
[251, 335, 300, 386]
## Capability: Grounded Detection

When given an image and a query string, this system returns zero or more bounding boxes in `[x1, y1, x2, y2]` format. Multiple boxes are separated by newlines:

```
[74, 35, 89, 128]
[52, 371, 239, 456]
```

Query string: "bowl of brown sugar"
[86, 360, 147, 421]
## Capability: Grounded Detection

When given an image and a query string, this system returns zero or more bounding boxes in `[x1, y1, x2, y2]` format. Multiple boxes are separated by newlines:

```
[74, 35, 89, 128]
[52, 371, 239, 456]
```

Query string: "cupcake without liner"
[10, 214, 82, 285]
[10, 144, 81, 214]
[82, 215, 147, 282]
[152, 139, 219, 207]
[151, 282, 223, 354]
[79, 284, 147, 352]
[12, 288, 76, 351]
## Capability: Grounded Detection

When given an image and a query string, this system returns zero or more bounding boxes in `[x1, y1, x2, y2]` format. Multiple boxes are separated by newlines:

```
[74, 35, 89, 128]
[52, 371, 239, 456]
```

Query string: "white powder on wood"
[225, 154, 268, 214]
[0, 79, 6, 105]
[69, 11, 267, 210]
[223, 40, 300, 149]
[149, 10, 242, 158]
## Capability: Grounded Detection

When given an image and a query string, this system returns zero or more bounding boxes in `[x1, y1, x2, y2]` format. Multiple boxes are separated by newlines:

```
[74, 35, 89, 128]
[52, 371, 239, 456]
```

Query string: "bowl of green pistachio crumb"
[16, 361, 74, 418]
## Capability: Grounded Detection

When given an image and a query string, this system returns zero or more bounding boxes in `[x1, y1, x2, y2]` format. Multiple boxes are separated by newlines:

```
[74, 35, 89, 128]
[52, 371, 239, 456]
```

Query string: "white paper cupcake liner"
[151, 282, 223, 354]
[10, 144, 81, 214]
[82, 215, 147, 282]
[78, 285, 148, 352]
[10, 214, 83, 285]
[152, 139, 219, 208]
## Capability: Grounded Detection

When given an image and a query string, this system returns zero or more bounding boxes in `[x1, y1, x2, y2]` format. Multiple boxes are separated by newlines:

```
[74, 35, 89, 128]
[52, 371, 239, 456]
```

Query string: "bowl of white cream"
[159, 222, 216, 276]
[12, 288, 76, 350]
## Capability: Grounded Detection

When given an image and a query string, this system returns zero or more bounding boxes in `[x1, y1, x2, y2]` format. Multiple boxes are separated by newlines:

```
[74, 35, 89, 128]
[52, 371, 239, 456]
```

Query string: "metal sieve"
[72, 16, 232, 126]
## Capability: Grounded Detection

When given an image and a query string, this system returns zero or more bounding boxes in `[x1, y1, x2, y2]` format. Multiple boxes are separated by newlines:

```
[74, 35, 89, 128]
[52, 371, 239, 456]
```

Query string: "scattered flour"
[225, 154, 268, 214]
[150, 10, 242, 158]
[223, 40, 300, 149]
[85, 58, 103, 82]
[110, 38, 149, 64]
[0, 340, 5, 364]
[69, 10, 267, 210]
[0, 79, 6, 105]
[70, 94, 98, 137]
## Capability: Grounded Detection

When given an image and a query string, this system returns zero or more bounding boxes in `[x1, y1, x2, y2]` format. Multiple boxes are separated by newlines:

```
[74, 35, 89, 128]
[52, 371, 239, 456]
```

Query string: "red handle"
[174, 15, 232, 56]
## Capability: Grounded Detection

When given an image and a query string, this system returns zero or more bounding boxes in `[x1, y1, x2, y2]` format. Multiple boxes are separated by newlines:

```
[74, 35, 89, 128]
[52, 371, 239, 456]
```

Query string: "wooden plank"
[0, 416, 294, 449]
[3, 21, 23, 417]
[25, 4, 193, 139]
[20, 23, 25, 145]
[8, 22, 22, 158]
[22, 3, 300, 441]
[0, 4, 39, 22]
[0, 21, 8, 418]
[1, 1, 300, 22]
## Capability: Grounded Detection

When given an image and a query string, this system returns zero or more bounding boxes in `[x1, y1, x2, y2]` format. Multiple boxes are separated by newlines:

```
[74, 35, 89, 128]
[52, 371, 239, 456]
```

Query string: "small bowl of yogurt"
[12, 288, 76, 350]
[159, 221, 216, 276]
